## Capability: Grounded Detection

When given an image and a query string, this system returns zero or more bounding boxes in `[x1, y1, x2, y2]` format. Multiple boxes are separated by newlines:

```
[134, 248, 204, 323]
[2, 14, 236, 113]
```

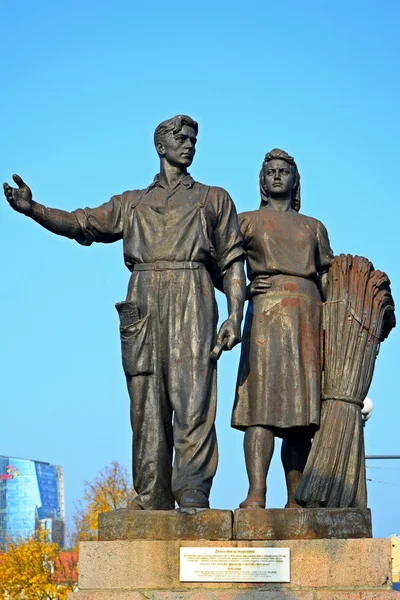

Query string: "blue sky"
[1, 0, 399, 538]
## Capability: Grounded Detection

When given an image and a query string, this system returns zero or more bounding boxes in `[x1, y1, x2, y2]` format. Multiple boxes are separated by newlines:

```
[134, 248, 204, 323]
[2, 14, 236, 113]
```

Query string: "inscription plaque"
[180, 547, 290, 582]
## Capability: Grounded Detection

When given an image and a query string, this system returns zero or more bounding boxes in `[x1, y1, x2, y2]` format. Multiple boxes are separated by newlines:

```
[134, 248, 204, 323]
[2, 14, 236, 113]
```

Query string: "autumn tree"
[0, 530, 77, 600]
[72, 460, 136, 543]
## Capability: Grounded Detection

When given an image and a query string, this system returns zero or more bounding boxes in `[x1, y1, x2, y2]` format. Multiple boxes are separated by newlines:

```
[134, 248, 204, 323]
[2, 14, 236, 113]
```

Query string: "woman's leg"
[281, 430, 312, 508]
[240, 425, 275, 508]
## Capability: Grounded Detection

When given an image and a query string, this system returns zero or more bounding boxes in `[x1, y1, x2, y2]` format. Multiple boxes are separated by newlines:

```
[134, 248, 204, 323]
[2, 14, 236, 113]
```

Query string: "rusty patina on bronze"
[232, 151, 395, 512]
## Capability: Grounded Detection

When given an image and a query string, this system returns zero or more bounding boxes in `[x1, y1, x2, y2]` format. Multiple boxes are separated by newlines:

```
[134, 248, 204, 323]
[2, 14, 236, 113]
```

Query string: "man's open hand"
[3, 174, 33, 215]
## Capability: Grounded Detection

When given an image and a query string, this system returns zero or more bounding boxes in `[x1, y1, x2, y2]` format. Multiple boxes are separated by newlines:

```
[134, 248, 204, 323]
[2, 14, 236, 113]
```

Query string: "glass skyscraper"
[0, 455, 65, 547]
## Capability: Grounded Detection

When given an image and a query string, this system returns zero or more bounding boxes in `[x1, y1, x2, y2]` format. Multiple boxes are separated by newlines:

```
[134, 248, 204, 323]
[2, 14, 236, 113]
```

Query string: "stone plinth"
[70, 510, 395, 600]
[71, 593, 400, 599]
[98, 508, 373, 542]
[234, 508, 372, 540]
[98, 508, 233, 541]
[76, 538, 391, 592]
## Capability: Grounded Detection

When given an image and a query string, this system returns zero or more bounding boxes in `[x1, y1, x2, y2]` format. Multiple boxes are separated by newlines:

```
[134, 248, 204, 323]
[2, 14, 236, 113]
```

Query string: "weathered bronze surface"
[3, 115, 246, 511]
[5, 133, 395, 517]
[233, 150, 395, 512]
[232, 149, 334, 509]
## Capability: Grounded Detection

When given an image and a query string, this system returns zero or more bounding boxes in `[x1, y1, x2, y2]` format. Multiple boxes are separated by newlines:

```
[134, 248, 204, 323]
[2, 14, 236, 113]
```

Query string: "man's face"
[158, 125, 197, 167]
[263, 159, 294, 197]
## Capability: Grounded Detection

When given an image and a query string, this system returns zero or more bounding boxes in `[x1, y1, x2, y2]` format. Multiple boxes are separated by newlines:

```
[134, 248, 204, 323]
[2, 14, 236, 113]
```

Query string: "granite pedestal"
[69, 508, 396, 600]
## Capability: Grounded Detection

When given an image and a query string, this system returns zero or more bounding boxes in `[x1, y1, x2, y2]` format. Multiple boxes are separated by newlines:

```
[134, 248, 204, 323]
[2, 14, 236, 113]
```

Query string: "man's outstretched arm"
[3, 174, 80, 238]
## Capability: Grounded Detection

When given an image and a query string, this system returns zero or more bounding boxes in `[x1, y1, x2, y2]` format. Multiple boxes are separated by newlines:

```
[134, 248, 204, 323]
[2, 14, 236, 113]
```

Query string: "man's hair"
[154, 115, 198, 148]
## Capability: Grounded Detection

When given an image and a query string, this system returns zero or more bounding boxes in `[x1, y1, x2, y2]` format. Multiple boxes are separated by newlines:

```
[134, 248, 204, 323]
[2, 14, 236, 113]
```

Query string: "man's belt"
[133, 261, 205, 271]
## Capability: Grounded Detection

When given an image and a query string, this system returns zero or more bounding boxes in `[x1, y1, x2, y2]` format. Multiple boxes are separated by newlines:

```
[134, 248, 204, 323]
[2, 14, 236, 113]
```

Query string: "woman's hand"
[249, 276, 271, 297]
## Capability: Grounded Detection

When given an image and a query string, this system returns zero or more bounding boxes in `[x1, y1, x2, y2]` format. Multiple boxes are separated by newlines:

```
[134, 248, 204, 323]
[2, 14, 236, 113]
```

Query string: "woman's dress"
[231, 206, 333, 435]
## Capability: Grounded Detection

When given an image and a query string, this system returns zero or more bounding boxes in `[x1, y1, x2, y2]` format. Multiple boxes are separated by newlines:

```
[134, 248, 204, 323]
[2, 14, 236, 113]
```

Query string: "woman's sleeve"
[316, 220, 334, 273]
[238, 213, 247, 236]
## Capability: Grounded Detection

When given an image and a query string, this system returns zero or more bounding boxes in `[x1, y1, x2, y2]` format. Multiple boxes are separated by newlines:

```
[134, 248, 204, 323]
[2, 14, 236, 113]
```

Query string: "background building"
[391, 536, 400, 590]
[0, 455, 65, 547]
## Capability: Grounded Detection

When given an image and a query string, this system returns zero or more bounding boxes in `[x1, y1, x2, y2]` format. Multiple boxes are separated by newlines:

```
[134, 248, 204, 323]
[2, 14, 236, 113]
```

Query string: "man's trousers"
[120, 264, 219, 510]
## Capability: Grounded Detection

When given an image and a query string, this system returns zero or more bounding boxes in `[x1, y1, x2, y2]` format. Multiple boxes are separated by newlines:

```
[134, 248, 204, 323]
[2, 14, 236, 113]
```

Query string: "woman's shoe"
[239, 494, 266, 509]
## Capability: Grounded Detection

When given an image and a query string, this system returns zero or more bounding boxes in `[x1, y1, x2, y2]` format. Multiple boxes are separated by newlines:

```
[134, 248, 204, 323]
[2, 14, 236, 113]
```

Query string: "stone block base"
[72, 538, 393, 596]
[99, 508, 233, 541]
[234, 508, 372, 540]
[98, 508, 372, 542]
[70, 591, 399, 599]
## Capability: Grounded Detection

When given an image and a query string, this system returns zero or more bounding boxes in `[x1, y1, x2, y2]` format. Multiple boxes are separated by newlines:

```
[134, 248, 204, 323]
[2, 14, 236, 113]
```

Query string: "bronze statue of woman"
[232, 149, 334, 508]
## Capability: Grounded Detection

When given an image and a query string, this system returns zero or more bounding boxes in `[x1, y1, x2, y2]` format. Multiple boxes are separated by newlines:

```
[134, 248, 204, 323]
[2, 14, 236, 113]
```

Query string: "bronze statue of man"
[4, 115, 246, 510]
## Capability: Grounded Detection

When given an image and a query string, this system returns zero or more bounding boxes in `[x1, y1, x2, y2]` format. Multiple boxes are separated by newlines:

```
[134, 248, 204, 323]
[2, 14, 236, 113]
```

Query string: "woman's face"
[263, 159, 294, 198]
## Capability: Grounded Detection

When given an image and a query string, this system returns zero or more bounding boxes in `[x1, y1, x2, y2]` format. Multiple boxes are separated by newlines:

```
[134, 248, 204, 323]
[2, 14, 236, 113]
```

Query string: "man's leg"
[127, 370, 175, 510]
[170, 363, 218, 508]
[166, 271, 218, 508]
[281, 429, 312, 508]
[239, 425, 275, 508]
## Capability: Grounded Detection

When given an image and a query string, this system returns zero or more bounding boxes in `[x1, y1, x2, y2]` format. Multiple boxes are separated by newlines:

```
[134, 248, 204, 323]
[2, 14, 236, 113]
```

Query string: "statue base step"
[234, 507, 372, 540]
[98, 507, 372, 541]
[98, 508, 233, 541]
